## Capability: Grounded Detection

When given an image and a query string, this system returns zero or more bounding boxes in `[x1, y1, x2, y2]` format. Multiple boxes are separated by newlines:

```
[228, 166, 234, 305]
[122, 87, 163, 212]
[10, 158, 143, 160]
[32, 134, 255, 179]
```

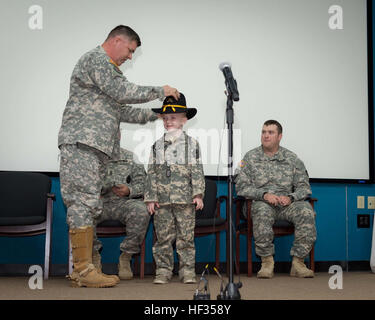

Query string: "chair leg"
[44, 197, 53, 280]
[310, 245, 315, 272]
[133, 238, 145, 279]
[215, 232, 220, 271]
[247, 234, 252, 277]
[134, 253, 140, 275]
[44, 231, 51, 280]
[140, 238, 145, 279]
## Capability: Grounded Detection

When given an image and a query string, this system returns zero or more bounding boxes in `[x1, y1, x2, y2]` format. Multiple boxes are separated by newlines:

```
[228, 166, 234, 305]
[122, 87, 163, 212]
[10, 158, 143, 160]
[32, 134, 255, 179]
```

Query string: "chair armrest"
[218, 195, 227, 203]
[234, 196, 246, 203]
[306, 197, 318, 210]
[234, 196, 248, 226]
[234, 197, 253, 222]
[306, 196, 317, 200]
[234, 196, 246, 220]
[46, 194, 54, 230]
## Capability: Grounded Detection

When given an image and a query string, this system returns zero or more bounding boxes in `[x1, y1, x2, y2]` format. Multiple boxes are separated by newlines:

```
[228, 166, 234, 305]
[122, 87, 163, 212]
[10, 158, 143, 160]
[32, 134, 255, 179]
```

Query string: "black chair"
[0, 171, 55, 280]
[194, 178, 228, 272]
[235, 197, 317, 277]
[68, 220, 146, 279]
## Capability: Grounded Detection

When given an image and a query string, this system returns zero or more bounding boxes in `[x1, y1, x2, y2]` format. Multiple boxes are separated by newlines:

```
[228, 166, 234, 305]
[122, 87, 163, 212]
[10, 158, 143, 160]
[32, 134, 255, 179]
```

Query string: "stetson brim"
[152, 107, 197, 120]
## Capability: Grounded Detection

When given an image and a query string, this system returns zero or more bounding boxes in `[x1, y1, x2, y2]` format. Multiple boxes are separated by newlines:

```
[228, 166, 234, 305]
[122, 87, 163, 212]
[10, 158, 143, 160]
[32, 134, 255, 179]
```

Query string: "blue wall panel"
[1, 176, 374, 267]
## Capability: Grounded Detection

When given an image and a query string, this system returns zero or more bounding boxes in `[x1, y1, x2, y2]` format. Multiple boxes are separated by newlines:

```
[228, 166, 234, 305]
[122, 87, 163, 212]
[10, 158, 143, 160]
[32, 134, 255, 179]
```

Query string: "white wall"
[0, 0, 371, 180]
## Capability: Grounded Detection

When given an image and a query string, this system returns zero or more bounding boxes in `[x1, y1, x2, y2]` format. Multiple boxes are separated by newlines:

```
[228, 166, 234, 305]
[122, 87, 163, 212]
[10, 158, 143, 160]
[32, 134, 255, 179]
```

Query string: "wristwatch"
[288, 195, 295, 203]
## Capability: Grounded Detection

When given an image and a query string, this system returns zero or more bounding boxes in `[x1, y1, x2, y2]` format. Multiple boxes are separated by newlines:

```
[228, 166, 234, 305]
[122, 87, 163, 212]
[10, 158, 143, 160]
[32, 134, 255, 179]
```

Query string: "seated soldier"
[93, 147, 150, 280]
[235, 119, 316, 279]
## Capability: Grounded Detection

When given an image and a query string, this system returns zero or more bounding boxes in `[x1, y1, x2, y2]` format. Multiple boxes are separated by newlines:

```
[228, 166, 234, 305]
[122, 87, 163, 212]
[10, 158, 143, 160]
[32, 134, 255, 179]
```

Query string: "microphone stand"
[220, 82, 242, 300]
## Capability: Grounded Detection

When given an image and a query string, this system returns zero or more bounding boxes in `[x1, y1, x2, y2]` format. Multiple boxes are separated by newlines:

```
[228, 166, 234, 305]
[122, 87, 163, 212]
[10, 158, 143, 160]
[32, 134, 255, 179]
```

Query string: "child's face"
[161, 113, 187, 131]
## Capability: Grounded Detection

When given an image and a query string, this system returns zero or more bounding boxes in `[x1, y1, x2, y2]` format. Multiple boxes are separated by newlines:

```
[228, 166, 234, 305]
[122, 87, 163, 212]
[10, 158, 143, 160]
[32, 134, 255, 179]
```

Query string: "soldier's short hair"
[106, 25, 141, 46]
[264, 119, 283, 134]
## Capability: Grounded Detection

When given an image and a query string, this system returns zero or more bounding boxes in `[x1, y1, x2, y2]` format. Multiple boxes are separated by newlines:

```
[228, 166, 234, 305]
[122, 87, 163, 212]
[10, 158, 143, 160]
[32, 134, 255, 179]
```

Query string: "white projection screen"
[0, 0, 373, 182]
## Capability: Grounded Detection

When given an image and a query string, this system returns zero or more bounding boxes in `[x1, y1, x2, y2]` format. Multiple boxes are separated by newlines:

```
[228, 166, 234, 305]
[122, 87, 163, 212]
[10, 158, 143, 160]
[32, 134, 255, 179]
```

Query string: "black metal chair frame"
[0, 172, 55, 280]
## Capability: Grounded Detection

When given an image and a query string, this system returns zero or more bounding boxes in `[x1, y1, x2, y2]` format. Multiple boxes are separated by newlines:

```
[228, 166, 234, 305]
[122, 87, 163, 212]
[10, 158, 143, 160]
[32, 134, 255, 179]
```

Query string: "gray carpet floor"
[0, 271, 374, 300]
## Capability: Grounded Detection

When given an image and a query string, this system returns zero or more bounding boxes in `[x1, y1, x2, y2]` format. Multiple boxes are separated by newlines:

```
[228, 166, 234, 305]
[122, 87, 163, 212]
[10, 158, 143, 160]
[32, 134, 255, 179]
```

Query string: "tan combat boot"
[118, 252, 133, 280]
[68, 226, 119, 287]
[92, 248, 120, 284]
[290, 256, 314, 278]
[257, 255, 274, 279]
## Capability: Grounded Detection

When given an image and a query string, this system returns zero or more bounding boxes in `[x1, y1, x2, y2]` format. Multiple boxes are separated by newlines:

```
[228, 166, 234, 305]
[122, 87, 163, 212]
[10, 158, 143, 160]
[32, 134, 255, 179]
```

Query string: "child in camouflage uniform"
[145, 93, 205, 284]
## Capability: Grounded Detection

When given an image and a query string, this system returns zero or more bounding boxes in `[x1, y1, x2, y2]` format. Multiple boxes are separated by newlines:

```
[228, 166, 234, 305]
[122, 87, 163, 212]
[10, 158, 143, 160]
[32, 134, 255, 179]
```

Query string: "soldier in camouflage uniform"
[58, 25, 180, 288]
[92, 147, 149, 280]
[144, 93, 205, 284]
[235, 120, 316, 278]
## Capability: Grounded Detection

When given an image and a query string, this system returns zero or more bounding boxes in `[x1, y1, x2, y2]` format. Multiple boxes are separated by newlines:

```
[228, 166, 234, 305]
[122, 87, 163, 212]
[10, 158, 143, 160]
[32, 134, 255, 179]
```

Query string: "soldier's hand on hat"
[112, 184, 130, 197]
[193, 195, 204, 210]
[146, 201, 160, 215]
[163, 85, 180, 100]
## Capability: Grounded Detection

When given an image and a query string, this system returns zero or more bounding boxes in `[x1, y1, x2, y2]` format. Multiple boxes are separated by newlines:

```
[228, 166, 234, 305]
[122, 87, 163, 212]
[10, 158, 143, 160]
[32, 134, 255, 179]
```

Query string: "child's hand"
[146, 202, 160, 215]
[193, 195, 204, 211]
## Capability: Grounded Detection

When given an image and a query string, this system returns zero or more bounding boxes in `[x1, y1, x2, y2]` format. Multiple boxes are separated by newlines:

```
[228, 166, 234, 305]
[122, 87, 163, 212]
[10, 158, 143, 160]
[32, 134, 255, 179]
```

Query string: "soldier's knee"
[301, 207, 316, 224]
[252, 203, 275, 225]
[290, 201, 315, 219]
[291, 200, 313, 212]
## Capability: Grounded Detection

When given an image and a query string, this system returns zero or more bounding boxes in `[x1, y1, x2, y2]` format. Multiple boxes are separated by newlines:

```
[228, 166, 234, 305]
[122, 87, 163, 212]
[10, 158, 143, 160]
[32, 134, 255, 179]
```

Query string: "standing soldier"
[235, 120, 316, 279]
[93, 147, 149, 281]
[58, 25, 180, 288]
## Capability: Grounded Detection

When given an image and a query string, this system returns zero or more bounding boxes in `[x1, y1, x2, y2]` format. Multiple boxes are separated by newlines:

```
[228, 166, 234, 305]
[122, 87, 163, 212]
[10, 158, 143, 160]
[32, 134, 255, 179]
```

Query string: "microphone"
[219, 62, 239, 101]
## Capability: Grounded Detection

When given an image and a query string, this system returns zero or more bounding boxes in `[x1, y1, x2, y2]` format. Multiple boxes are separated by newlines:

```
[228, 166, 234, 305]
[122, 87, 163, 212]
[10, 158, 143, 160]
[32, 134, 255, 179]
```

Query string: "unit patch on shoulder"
[109, 59, 123, 75]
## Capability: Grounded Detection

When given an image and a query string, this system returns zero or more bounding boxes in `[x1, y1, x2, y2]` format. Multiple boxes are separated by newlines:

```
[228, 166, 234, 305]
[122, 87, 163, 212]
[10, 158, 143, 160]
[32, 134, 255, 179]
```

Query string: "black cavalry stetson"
[152, 93, 197, 120]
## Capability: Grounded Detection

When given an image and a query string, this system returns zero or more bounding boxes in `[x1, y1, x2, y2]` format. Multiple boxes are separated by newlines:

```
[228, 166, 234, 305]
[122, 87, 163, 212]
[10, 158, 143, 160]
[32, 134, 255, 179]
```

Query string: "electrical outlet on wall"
[357, 196, 365, 209]
[368, 196, 375, 209]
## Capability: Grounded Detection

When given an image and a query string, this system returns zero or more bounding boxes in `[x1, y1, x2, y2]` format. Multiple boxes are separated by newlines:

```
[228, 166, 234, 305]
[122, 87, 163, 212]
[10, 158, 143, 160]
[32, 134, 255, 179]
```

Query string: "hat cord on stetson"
[162, 105, 187, 112]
